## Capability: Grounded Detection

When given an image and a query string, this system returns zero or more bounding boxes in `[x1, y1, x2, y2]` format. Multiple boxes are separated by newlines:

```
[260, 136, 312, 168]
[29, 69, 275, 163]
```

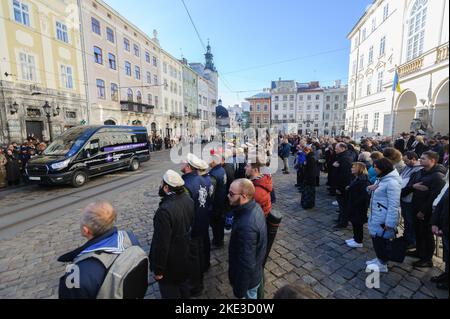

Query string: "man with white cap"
[209, 152, 228, 249]
[181, 153, 210, 296]
[150, 170, 195, 299]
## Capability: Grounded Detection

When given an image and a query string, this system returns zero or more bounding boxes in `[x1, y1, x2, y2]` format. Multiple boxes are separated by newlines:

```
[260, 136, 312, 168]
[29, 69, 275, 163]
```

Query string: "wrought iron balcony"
[120, 101, 154, 114]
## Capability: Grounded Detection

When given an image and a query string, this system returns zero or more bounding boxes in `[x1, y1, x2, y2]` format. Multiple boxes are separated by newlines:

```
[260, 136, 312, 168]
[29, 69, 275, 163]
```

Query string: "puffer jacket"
[252, 174, 273, 217]
[368, 169, 402, 239]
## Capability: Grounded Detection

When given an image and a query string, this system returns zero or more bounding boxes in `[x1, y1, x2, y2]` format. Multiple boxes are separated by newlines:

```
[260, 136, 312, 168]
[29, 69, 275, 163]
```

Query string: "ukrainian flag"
[392, 70, 401, 93]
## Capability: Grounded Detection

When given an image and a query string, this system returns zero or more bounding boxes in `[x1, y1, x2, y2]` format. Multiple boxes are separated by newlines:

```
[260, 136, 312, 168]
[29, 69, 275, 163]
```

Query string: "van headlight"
[51, 159, 71, 170]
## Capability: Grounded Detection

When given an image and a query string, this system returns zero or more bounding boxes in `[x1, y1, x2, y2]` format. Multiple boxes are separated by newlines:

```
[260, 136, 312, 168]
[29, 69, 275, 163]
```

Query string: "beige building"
[80, 0, 164, 136]
[0, 0, 87, 144]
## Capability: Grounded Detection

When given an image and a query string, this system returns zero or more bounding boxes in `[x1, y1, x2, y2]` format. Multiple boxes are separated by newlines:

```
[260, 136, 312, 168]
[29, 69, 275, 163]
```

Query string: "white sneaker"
[345, 238, 355, 244]
[224, 228, 232, 234]
[366, 260, 388, 273]
[332, 201, 338, 206]
[366, 258, 379, 265]
[346, 240, 363, 248]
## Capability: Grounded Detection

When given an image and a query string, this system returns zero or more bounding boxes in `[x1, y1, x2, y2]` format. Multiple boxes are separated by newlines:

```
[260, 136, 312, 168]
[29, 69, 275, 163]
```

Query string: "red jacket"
[252, 175, 273, 217]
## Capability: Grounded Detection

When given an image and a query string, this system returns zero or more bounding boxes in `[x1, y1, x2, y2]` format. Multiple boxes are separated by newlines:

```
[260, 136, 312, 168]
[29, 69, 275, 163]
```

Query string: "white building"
[346, 0, 449, 138]
[296, 81, 324, 136]
[323, 82, 348, 136]
[270, 79, 297, 134]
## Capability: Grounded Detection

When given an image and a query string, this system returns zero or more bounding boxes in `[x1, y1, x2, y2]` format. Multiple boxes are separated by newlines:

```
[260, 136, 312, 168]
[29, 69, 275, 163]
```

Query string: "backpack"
[74, 231, 149, 299]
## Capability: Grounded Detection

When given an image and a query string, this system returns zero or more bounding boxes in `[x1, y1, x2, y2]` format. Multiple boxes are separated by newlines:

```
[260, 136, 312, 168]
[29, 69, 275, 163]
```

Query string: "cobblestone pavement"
[0, 154, 448, 299]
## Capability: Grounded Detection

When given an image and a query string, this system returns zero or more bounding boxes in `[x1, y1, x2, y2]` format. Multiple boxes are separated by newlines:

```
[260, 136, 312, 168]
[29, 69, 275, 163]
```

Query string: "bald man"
[227, 179, 267, 299]
[58, 201, 144, 299]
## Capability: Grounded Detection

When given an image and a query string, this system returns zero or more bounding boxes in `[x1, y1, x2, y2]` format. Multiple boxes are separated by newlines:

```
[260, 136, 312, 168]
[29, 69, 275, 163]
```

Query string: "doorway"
[26, 121, 44, 141]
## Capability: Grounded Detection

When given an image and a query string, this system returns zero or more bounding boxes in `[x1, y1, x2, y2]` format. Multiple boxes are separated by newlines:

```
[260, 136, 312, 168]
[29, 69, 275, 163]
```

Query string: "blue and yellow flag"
[392, 70, 401, 93]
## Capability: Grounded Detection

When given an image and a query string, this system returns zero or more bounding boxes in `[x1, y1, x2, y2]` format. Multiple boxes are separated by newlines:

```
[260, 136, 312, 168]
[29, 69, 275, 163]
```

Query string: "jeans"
[283, 157, 289, 172]
[401, 201, 416, 246]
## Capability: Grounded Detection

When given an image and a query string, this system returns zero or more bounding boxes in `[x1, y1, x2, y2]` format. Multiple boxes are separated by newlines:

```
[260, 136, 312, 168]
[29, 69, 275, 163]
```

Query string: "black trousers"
[202, 231, 211, 272]
[210, 209, 225, 246]
[158, 279, 191, 299]
[415, 218, 435, 262]
[352, 222, 364, 244]
[372, 236, 389, 263]
[188, 237, 204, 292]
[296, 167, 304, 187]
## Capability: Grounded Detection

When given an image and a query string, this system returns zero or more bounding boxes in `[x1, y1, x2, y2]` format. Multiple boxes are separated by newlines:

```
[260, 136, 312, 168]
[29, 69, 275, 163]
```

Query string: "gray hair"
[81, 201, 116, 237]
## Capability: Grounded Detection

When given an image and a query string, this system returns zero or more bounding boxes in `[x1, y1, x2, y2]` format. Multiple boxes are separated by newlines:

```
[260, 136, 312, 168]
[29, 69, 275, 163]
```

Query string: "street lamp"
[42, 101, 60, 142]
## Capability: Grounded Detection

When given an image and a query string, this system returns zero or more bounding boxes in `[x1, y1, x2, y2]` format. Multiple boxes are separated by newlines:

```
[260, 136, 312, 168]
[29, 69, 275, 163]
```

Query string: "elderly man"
[58, 201, 147, 299]
[150, 170, 195, 299]
[228, 179, 267, 299]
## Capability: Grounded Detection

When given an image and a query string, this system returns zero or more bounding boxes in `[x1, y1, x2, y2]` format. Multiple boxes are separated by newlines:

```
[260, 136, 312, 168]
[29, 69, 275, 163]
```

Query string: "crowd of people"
[0, 137, 48, 189]
[53, 130, 448, 298]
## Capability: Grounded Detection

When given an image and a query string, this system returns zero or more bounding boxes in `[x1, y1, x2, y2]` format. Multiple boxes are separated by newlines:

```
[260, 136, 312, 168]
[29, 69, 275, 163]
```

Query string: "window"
[124, 38, 130, 51]
[283, 103, 287, 110]
[13, 0, 30, 26]
[136, 91, 142, 103]
[274, 104, 279, 111]
[352, 60, 357, 75]
[56, 22, 69, 43]
[153, 74, 158, 85]
[315, 114, 319, 121]
[155, 96, 159, 108]
[106, 27, 114, 43]
[380, 36, 386, 56]
[369, 46, 374, 64]
[94, 46, 103, 64]
[135, 66, 140, 80]
[145, 51, 150, 63]
[274, 96, 279, 102]
[290, 103, 294, 110]
[335, 96, 339, 101]
[148, 94, 153, 105]
[307, 105, 311, 111]
[274, 115, 279, 121]
[290, 95, 294, 101]
[372, 18, 376, 32]
[315, 104, 319, 110]
[111, 83, 118, 101]
[315, 95, 320, 100]
[91, 17, 101, 35]
[307, 95, 311, 101]
[362, 28, 367, 41]
[407, 0, 428, 61]
[60, 65, 73, 89]
[163, 63, 167, 74]
[127, 89, 133, 102]
[19, 53, 35, 81]
[325, 114, 330, 120]
[125, 61, 131, 76]
[359, 54, 364, 70]
[299, 95, 303, 101]
[326, 104, 330, 110]
[163, 79, 168, 90]
[358, 80, 363, 98]
[134, 44, 140, 57]
[363, 114, 369, 130]
[283, 95, 288, 101]
[108, 53, 116, 70]
[383, 4, 389, 21]
[377, 71, 384, 92]
[326, 96, 331, 102]
[96, 79, 105, 99]
[334, 104, 339, 110]
[152, 56, 157, 66]
[367, 76, 372, 96]
[264, 104, 268, 111]
[373, 112, 380, 131]
[146, 72, 151, 84]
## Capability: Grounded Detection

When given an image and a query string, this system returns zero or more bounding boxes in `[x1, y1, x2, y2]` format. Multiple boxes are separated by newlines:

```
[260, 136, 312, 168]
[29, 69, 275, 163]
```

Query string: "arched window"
[136, 91, 142, 103]
[407, 0, 428, 61]
[127, 89, 133, 102]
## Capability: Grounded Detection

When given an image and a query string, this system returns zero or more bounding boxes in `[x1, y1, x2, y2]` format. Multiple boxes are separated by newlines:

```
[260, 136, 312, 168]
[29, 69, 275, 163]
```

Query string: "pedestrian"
[181, 153, 210, 296]
[279, 138, 292, 174]
[0, 149, 7, 188]
[5, 149, 21, 186]
[58, 201, 148, 299]
[208, 153, 228, 249]
[383, 147, 406, 175]
[368, 152, 383, 184]
[410, 135, 428, 157]
[301, 146, 317, 210]
[365, 158, 402, 273]
[431, 173, 449, 290]
[400, 151, 423, 249]
[222, 150, 236, 233]
[403, 151, 446, 268]
[228, 179, 267, 299]
[345, 162, 370, 248]
[150, 170, 195, 299]
[333, 143, 353, 229]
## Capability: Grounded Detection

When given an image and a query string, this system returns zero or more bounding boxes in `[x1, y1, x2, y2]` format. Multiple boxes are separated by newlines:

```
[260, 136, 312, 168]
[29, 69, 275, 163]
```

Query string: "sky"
[104, 0, 373, 107]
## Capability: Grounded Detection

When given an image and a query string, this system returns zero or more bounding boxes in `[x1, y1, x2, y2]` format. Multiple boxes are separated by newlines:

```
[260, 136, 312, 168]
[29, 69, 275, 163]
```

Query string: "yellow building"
[0, 0, 87, 144]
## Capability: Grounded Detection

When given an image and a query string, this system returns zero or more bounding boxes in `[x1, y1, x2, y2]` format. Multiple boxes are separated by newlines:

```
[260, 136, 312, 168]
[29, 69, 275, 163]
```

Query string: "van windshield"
[43, 127, 93, 157]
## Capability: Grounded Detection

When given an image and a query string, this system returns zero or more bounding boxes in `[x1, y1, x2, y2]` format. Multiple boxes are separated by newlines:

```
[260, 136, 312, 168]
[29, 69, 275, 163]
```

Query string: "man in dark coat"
[5, 149, 21, 186]
[333, 143, 354, 229]
[228, 179, 267, 299]
[58, 202, 146, 299]
[209, 153, 228, 248]
[150, 170, 195, 299]
[403, 151, 446, 268]
[301, 147, 317, 209]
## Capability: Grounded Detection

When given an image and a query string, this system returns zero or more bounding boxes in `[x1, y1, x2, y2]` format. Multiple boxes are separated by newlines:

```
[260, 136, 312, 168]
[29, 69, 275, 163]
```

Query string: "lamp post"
[42, 101, 60, 142]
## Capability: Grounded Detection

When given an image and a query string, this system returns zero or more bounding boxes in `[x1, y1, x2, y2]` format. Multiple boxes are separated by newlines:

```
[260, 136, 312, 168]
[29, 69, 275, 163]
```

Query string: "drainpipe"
[351, 29, 361, 139]
[77, 0, 90, 125]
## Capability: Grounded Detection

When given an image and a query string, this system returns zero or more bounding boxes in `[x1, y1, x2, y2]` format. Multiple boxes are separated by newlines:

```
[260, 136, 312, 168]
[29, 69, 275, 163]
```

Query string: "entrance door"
[26, 121, 44, 141]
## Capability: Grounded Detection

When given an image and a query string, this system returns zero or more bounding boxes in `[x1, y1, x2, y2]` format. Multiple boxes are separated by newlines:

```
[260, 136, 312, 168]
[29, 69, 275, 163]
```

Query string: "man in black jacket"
[333, 143, 354, 229]
[403, 151, 446, 268]
[150, 170, 195, 299]
[228, 179, 267, 299]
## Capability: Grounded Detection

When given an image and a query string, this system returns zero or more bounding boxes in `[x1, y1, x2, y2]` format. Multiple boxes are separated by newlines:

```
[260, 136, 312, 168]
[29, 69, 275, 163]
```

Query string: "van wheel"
[129, 158, 140, 171]
[72, 171, 87, 187]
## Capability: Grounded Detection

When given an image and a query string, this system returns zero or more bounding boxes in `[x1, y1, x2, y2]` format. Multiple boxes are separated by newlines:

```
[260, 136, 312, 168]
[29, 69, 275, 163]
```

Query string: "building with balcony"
[345, 0, 449, 138]
[245, 91, 271, 129]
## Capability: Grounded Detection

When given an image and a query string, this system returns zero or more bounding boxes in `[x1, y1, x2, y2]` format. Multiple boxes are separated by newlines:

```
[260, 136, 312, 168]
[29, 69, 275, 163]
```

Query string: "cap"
[198, 159, 209, 171]
[163, 169, 185, 187]
[186, 153, 203, 170]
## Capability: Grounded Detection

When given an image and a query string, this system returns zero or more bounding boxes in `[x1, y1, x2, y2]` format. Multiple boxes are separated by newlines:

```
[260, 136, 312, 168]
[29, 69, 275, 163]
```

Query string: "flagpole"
[390, 66, 398, 139]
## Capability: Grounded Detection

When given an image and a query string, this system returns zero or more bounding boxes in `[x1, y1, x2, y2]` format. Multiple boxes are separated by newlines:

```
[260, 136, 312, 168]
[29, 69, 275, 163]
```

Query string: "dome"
[216, 100, 229, 118]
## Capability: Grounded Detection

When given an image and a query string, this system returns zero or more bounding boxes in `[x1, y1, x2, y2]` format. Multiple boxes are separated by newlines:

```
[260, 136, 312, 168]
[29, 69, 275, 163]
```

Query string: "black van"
[26, 125, 150, 187]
